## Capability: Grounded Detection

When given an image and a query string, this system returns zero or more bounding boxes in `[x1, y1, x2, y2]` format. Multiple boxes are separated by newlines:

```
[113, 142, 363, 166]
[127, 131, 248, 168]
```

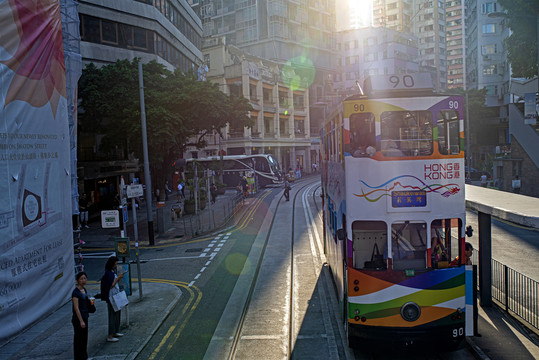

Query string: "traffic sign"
[122, 206, 128, 223]
[126, 184, 143, 198]
[101, 210, 120, 228]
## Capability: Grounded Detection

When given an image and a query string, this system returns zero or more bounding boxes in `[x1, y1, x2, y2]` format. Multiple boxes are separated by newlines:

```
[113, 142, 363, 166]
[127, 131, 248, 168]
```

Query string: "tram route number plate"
[391, 190, 426, 208]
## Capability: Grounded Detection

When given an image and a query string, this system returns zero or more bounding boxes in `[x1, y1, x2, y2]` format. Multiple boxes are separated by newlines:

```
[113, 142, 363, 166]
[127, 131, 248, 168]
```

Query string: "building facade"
[445, 0, 465, 89]
[77, 0, 203, 210]
[335, 26, 419, 94]
[185, 37, 312, 173]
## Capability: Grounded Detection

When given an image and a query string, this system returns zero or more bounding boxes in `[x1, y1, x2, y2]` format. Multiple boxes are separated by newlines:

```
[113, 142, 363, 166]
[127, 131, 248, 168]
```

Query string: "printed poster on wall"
[0, 0, 74, 341]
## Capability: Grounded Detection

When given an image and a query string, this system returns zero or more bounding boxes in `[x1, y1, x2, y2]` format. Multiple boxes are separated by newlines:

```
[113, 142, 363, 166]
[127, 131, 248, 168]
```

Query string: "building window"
[481, 44, 497, 55]
[101, 20, 118, 44]
[481, 2, 497, 14]
[482, 24, 496, 34]
[483, 65, 497, 75]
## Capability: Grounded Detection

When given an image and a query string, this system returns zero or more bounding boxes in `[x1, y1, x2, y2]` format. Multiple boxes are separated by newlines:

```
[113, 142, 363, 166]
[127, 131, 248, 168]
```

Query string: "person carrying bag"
[100, 256, 126, 342]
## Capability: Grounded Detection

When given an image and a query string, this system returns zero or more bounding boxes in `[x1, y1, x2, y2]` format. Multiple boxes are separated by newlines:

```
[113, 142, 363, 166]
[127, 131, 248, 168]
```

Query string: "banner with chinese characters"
[0, 0, 74, 341]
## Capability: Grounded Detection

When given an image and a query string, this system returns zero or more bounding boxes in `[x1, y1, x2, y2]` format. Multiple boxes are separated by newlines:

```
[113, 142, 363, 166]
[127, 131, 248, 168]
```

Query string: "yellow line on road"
[143, 278, 202, 360]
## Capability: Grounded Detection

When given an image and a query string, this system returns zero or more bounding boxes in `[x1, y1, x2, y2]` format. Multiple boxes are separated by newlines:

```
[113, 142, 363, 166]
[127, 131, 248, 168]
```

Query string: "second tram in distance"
[320, 74, 474, 351]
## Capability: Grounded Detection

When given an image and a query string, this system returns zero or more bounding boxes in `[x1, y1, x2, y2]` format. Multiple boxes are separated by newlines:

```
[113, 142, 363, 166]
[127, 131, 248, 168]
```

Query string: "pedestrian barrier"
[473, 251, 538, 332]
[491, 259, 538, 332]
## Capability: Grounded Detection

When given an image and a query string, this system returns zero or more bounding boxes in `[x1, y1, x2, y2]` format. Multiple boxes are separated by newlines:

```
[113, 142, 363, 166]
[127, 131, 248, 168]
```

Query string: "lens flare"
[281, 56, 315, 91]
[225, 253, 250, 275]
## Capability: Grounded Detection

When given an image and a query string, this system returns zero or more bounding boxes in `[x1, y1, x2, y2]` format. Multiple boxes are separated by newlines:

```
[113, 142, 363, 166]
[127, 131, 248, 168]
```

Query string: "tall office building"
[446, 0, 465, 89]
[336, 0, 447, 91]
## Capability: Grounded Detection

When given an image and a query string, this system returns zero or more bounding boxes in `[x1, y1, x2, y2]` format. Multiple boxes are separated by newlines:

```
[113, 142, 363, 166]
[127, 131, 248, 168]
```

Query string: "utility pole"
[138, 61, 154, 246]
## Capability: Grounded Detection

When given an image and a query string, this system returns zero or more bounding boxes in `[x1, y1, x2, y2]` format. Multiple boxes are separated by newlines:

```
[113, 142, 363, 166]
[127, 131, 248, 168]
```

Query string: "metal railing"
[491, 258, 539, 331]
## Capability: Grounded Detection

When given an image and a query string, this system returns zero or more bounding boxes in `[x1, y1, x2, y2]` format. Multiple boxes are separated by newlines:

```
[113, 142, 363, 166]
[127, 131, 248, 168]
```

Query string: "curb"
[126, 283, 183, 360]
[466, 337, 491, 360]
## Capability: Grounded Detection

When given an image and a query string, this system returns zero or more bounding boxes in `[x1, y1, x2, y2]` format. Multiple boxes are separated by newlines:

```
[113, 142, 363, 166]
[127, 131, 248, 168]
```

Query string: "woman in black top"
[72, 271, 89, 360]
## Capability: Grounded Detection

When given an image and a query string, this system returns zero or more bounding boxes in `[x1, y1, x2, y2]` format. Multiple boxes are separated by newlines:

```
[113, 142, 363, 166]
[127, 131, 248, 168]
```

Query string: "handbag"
[109, 286, 129, 312]
[87, 298, 96, 313]
[364, 243, 386, 270]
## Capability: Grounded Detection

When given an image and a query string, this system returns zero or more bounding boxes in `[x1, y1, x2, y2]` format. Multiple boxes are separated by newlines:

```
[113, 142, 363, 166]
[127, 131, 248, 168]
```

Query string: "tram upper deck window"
[348, 113, 376, 157]
[391, 222, 427, 271]
[351, 221, 387, 270]
[437, 110, 460, 155]
[381, 111, 433, 157]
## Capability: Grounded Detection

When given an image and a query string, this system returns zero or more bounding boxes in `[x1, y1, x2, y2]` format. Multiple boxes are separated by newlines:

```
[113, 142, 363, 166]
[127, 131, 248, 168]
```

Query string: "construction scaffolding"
[60, 0, 82, 221]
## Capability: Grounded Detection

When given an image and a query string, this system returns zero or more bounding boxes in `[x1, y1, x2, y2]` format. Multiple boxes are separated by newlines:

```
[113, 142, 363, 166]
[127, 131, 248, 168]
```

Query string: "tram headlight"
[400, 302, 421, 322]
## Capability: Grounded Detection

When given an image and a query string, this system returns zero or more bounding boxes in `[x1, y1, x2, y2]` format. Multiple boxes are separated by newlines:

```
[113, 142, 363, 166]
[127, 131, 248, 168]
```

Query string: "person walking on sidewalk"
[72, 271, 90, 360]
[100, 256, 125, 342]
[79, 193, 90, 228]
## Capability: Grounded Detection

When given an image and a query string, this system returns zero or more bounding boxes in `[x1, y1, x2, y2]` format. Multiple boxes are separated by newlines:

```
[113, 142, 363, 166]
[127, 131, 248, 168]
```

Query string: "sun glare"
[348, 0, 373, 29]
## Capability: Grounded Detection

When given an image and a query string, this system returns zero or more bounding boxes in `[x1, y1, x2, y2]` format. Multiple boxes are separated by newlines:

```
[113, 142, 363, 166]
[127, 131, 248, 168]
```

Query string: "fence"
[491, 258, 539, 331]
[173, 191, 245, 237]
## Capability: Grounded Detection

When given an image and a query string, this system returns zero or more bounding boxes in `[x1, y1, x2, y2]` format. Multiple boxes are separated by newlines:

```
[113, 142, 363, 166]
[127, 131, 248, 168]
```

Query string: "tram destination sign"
[391, 190, 427, 208]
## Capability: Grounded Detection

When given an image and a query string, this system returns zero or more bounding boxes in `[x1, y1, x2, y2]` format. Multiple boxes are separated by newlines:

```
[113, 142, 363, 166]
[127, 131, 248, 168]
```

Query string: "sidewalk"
[78, 188, 243, 249]
[0, 282, 182, 360]
[466, 304, 539, 360]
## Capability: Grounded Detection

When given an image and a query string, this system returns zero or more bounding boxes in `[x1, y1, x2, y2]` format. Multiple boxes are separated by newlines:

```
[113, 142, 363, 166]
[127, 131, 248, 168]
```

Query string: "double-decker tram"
[320, 74, 474, 351]
[185, 154, 282, 188]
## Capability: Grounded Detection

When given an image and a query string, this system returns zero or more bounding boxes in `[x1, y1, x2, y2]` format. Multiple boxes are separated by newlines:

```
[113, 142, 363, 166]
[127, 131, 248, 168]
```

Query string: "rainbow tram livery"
[320, 74, 474, 351]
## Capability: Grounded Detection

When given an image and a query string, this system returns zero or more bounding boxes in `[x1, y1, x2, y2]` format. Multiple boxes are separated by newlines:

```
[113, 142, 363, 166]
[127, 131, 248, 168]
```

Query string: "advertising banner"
[0, 0, 74, 341]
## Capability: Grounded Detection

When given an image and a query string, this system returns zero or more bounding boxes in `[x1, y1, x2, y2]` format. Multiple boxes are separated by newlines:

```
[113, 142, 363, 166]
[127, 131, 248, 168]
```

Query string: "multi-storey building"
[77, 0, 203, 209]
[412, 0, 447, 91]
[335, 27, 419, 94]
[190, 0, 336, 162]
[464, 0, 511, 168]
[186, 37, 312, 172]
[445, 0, 465, 89]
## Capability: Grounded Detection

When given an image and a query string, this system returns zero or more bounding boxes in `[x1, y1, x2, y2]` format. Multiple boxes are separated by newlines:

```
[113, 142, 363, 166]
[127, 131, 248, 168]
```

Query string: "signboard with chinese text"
[391, 190, 427, 208]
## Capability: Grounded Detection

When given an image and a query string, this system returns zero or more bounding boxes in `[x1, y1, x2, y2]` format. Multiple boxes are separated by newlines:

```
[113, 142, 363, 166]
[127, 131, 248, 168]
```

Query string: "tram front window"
[381, 111, 433, 157]
[348, 113, 376, 157]
[351, 221, 387, 270]
[391, 222, 427, 271]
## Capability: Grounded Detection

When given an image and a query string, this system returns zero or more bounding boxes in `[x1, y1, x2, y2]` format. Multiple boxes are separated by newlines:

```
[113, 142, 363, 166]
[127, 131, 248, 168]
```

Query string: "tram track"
[227, 178, 320, 359]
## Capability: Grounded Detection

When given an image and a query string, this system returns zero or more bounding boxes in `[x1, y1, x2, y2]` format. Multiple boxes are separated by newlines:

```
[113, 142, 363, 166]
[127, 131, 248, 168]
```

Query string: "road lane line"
[194, 274, 201, 280]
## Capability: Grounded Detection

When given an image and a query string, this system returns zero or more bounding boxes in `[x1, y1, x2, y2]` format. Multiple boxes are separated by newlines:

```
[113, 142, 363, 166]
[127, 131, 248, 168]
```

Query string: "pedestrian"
[164, 180, 172, 200]
[177, 181, 183, 201]
[210, 183, 217, 204]
[480, 174, 487, 187]
[72, 271, 90, 360]
[100, 256, 125, 342]
[79, 193, 90, 228]
[240, 177, 248, 198]
[283, 179, 291, 201]
[450, 242, 473, 266]
[512, 175, 521, 194]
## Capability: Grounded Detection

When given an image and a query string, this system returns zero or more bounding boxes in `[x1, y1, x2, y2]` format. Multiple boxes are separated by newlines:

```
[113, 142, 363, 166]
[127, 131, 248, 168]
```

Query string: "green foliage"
[78, 59, 253, 188]
[498, 0, 539, 78]
[450, 88, 498, 145]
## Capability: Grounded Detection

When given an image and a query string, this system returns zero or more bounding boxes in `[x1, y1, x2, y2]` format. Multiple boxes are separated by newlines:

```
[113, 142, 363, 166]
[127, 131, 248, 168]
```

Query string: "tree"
[78, 59, 253, 192]
[498, 0, 539, 78]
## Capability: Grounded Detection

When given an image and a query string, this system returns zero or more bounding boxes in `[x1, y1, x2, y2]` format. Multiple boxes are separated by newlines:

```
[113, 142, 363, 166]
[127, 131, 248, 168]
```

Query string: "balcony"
[228, 131, 245, 139]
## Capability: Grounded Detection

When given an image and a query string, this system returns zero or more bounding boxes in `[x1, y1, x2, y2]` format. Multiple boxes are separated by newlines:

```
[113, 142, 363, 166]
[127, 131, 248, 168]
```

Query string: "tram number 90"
[448, 100, 459, 109]
[353, 104, 365, 112]
[452, 327, 464, 337]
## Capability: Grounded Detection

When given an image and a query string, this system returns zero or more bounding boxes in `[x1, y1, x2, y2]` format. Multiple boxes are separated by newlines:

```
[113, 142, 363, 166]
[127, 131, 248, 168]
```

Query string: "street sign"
[126, 184, 143, 198]
[122, 206, 128, 223]
[101, 210, 120, 228]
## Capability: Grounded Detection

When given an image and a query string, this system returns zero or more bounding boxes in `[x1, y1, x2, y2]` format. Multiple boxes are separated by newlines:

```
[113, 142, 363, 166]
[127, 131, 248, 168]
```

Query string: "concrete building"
[412, 0, 447, 91]
[446, 0, 465, 89]
[189, 0, 337, 163]
[77, 0, 203, 209]
[464, 0, 511, 172]
[185, 37, 312, 172]
[335, 26, 419, 94]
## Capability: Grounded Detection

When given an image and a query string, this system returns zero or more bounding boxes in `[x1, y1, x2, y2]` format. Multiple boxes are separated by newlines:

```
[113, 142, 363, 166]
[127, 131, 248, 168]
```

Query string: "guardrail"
[491, 258, 538, 331]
